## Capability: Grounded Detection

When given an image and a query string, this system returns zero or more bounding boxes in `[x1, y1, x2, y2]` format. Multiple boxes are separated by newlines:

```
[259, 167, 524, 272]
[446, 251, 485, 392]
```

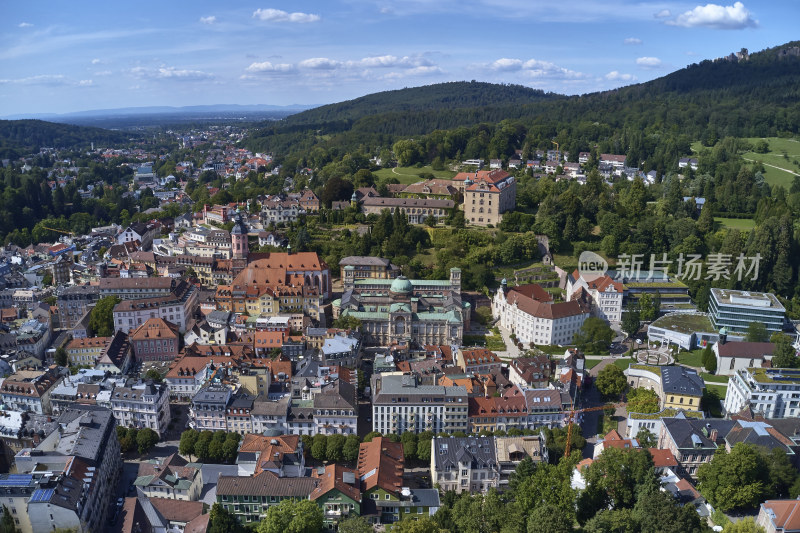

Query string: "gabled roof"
[217, 470, 318, 497]
[358, 437, 404, 495]
[761, 499, 800, 532]
[717, 341, 775, 358]
[310, 464, 361, 503]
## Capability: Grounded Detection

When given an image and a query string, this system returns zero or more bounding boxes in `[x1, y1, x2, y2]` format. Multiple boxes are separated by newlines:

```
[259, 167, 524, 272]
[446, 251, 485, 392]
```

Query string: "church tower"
[231, 211, 249, 261]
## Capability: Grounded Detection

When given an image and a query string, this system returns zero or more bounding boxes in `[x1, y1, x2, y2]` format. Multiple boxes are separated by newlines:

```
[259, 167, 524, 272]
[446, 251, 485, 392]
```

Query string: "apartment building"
[14, 406, 122, 533]
[189, 384, 232, 431]
[372, 374, 468, 435]
[110, 381, 172, 436]
[338, 256, 401, 280]
[112, 279, 198, 333]
[56, 285, 99, 329]
[99, 277, 176, 300]
[430, 436, 499, 493]
[65, 336, 111, 366]
[129, 318, 180, 362]
[133, 453, 204, 501]
[725, 367, 800, 418]
[0, 367, 64, 414]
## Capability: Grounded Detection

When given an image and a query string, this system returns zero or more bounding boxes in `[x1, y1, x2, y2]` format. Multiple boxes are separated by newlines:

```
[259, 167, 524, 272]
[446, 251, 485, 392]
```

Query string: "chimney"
[710, 429, 718, 442]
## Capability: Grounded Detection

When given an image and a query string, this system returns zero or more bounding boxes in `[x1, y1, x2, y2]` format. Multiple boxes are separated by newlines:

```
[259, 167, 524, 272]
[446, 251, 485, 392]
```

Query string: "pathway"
[491, 325, 523, 360]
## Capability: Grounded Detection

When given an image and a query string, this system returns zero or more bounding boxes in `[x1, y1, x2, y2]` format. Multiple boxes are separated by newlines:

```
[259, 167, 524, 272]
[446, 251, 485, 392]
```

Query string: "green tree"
[332, 315, 363, 331]
[337, 516, 373, 533]
[765, 448, 798, 498]
[631, 483, 705, 533]
[363, 431, 381, 442]
[583, 509, 636, 533]
[54, 346, 68, 367]
[701, 344, 714, 370]
[1, 505, 20, 533]
[143, 368, 163, 382]
[401, 432, 417, 459]
[705, 351, 718, 374]
[578, 447, 657, 521]
[208, 502, 246, 533]
[697, 443, 771, 512]
[746, 321, 768, 343]
[342, 435, 361, 462]
[723, 517, 766, 533]
[258, 499, 323, 533]
[389, 517, 440, 533]
[595, 364, 627, 399]
[326, 434, 346, 463]
[772, 339, 798, 369]
[639, 293, 656, 322]
[312, 434, 327, 461]
[88, 296, 120, 337]
[626, 387, 660, 414]
[527, 503, 573, 533]
[179, 429, 199, 461]
[136, 428, 159, 455]
[635, 427, 658, 448]
[573, 317, 614, 353]
[621, 300, 641, 340]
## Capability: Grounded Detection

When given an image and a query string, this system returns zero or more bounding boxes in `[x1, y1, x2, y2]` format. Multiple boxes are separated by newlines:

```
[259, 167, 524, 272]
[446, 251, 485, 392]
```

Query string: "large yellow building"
[452, 169, 517, 227]
[338, 256, 400, 280]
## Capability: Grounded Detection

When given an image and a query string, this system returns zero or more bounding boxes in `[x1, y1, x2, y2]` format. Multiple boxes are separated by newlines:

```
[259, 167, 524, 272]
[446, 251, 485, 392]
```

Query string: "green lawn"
[741, 137, 800, 188]
[676, 349, 706, 368]
[614, 358, 635, 371]
[705, 384, 727, 399]
[715, 217, 756, 231]
[598, 414, 616, 437]
[374, 165, 457, 184]
[701, 373, 730, 384]
[585, 358, 605, 369]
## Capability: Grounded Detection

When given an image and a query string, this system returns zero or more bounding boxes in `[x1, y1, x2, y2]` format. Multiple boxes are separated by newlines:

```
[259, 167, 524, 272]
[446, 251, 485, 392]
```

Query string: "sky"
[1, 1, 796, 116]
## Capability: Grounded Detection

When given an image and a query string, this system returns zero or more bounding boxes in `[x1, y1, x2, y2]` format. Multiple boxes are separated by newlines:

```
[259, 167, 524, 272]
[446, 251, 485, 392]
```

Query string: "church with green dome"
[332, 267, 470, 347]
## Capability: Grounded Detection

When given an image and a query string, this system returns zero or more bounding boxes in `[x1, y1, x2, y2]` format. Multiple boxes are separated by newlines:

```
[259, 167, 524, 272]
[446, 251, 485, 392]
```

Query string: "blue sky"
[1, 1, 796, 116]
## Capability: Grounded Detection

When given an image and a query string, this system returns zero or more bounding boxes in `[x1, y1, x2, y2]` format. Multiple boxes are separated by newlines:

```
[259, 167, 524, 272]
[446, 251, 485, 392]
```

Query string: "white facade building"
[493, 282, 591, 346]
[110, 381, 172, 436]
[725, 367, 800, 418]
[372, 374, 468, 435]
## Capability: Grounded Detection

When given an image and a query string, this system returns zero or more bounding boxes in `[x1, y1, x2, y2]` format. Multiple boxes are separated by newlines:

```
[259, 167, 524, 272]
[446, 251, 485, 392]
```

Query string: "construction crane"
[551, 140, 560, 161]
[40, 226, 74, 237]
[563, 403, 619, 457]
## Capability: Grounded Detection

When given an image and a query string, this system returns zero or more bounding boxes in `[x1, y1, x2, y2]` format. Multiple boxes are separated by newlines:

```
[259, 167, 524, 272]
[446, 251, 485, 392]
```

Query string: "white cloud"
[356, 55, 433, 68]
[0, 73, 93, 87]
[199, 16, 217, 24]
[486, 57, 585, 79]
[624, 37, 642, 45]
[94, 70, 112, 76]
[654, 9, 671, 18]
[605, 71, 637, 81]
[18, 22, 33, 28]
[667, 2, 757, 29]
[490, 58, 524, 71]
[252, 8, 320, 23]
[245, 61, 294, 72]
[130, 66, 214, 81]
[91, 58, 102, 64]
[636, 56, 662, 68]
[298, 57, 342, 70]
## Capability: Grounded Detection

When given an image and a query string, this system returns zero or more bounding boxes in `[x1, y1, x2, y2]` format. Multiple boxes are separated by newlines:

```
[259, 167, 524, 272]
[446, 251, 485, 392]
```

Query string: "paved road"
[493, 325, 522, 359]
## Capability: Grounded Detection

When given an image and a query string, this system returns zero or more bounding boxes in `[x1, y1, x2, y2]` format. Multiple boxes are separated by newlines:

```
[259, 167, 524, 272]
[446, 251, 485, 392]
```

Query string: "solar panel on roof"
[29, 488, 53, 503]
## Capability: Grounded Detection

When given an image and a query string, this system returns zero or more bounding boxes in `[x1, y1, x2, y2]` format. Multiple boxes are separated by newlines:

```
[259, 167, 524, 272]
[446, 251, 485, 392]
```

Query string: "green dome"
[390, 276, 414, 294]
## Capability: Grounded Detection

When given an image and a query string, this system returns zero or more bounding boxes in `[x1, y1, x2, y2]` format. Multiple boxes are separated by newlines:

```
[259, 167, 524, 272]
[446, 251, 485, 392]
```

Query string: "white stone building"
[493, 282, 591, 346]
[110, 381, 172, 436]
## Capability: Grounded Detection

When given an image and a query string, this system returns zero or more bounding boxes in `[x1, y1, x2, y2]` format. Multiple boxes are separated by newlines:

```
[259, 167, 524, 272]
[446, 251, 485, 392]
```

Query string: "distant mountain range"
[1, 103, 318, 121]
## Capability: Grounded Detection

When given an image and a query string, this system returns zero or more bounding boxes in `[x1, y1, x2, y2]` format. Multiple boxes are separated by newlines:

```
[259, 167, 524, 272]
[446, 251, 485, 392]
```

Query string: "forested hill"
[0, 119, 136, 159]
[279, 82, 559, 126]
[246, 41, 800, 155]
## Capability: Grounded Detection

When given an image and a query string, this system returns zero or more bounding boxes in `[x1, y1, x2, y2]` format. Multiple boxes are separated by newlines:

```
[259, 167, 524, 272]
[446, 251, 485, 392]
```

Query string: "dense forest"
[0, 119, 137, 160]
[246, 41, 800, 167]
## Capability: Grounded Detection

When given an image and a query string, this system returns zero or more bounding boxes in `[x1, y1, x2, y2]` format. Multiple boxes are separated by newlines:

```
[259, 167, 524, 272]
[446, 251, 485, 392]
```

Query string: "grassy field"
[691, 137, 800, 188]
[676, 349, 705, 368]
[614, 358, 635, 371]
[705, 384, 727, 399]
[715, 217, 756, 231]
[701, 373, 730, 384]
[585, 358, 604, 369]
[741, 137, 800, 188]
[374, 165, 457, 184]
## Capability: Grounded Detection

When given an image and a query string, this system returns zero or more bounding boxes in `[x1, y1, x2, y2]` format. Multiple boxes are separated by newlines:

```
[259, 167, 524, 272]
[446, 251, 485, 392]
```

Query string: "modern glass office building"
[709, 288, 786, 335]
